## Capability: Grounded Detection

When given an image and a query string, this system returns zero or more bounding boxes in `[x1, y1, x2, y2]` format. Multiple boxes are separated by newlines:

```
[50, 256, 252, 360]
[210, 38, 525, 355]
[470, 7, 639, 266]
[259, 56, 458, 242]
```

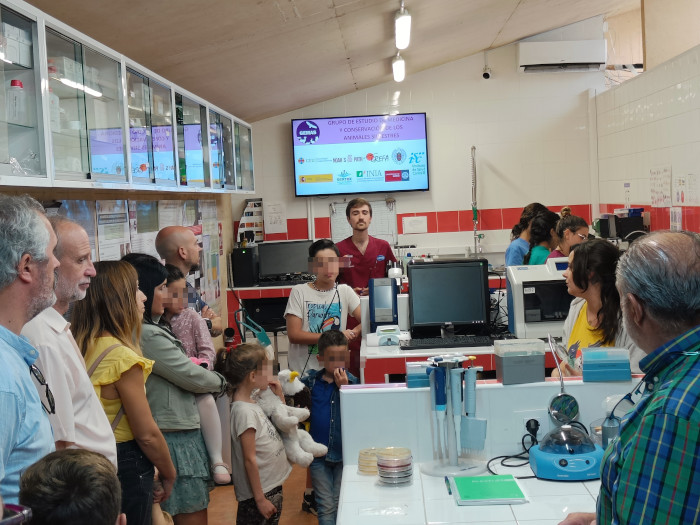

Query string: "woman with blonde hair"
[72, 260, 176, 525]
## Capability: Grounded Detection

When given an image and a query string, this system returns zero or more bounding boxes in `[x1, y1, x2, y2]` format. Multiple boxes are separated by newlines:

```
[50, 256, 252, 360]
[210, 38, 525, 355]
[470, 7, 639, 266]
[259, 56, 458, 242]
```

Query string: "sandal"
[212, 462, 232, 485]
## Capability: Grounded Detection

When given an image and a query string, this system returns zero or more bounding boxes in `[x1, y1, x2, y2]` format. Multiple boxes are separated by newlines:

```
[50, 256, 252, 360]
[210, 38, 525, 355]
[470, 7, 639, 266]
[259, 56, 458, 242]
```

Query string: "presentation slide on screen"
[152, 126, 175, 181]
[89, 128, 125, 176]
[292, 114, 428, 196]
[183, 123, 204, 185]
[130, 127, 151, 180]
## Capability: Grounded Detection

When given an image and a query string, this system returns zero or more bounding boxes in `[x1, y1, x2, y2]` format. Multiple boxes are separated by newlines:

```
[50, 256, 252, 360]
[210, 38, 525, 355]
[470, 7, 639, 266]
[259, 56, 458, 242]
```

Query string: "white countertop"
[338, 463, 599, 525]
[362, 339, 494, 359]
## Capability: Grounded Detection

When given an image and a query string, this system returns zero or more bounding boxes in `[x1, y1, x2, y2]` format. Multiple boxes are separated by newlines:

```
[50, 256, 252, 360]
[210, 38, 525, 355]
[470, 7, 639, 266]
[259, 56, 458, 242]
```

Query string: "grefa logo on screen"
[296, 120, 320, 144]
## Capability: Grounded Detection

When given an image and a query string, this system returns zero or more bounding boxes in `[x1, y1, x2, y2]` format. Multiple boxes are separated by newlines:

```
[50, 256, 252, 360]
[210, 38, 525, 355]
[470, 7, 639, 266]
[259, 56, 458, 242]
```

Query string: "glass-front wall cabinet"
[0, 6, 45, 178]
[127, 69, 176, 186]
[234, 121, 253, 191]
[209, 109, 234, 189]
[46, 28, 126, 181]
[175, 93, 207, 188]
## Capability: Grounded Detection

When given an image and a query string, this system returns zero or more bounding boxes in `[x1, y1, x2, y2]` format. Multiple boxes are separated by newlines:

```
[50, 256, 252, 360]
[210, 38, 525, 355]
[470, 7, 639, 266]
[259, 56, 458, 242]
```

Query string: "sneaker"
[301, 491, 317, 515]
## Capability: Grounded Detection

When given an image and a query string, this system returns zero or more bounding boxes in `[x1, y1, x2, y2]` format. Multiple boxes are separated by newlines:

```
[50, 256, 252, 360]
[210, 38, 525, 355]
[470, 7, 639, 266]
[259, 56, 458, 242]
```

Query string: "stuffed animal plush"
[278, 369, 311, 410]
[254, 386, 327, 467]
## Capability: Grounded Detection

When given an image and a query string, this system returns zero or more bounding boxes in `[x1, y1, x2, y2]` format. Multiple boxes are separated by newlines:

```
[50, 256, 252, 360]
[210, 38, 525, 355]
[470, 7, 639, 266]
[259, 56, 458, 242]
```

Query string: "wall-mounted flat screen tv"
[292, 113, 429, 197]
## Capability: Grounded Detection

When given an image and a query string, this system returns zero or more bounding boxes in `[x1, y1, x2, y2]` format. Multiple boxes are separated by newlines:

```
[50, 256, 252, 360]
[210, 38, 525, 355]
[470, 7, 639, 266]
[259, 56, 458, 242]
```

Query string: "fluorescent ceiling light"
[392, 54, 405, 82]
[395, 4, 411, 50]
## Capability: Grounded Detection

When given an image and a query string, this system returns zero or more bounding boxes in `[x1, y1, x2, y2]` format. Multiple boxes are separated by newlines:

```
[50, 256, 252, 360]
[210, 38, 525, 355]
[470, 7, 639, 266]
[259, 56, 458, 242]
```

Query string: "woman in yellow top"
[558, 239, 644, 376]
[72, 261, 176, 525]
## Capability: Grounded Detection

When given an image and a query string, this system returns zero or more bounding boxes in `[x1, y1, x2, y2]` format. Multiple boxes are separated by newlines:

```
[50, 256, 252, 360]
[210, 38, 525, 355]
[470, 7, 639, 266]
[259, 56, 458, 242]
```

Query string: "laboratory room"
[1, 1, 699, 525]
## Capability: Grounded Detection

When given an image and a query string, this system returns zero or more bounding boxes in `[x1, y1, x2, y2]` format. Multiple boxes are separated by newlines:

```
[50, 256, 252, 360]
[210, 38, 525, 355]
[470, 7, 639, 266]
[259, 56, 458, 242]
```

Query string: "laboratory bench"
[360, 339, 558, 384]
[338, 380, 635, 524]
[338, 463, 599, 525]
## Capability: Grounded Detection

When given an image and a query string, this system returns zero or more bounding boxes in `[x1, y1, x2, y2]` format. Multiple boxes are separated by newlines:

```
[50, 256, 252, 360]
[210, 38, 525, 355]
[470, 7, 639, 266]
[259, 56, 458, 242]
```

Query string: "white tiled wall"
[252, 22, 606, 251]
[596, 44, 700, 206]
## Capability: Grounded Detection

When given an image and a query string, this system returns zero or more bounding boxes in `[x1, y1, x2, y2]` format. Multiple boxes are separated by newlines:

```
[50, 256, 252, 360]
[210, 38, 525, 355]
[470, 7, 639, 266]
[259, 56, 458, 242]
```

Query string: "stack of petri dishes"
[357, 448, 379, 475]
[376, 447, 413, 486]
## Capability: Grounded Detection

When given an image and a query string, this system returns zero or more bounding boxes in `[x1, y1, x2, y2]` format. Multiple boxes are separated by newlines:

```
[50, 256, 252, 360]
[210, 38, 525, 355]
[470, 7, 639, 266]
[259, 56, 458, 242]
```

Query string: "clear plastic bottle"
[6, 79, 26, 125]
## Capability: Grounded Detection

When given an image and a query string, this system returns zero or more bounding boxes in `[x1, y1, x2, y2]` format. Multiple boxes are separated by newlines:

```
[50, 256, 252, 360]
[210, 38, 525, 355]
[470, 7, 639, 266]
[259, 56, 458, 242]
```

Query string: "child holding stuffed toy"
[302, 331, 358, 525]
[219, 342, 291, 524]
[162, 264, 231, 485]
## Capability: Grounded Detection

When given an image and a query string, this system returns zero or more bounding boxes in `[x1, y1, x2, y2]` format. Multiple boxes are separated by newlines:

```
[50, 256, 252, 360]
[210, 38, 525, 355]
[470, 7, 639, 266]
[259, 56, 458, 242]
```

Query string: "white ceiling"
[26, 0, 638, 123]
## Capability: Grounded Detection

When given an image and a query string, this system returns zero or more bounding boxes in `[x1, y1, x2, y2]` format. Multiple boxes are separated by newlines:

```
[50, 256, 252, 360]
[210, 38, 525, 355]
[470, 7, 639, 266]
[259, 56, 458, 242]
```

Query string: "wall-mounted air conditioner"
[517, 40, 607, 72]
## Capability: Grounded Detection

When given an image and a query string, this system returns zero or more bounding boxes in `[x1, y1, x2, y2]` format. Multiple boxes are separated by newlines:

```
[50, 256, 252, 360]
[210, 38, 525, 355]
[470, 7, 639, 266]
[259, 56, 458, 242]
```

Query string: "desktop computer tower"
[231, 246, 258, 287]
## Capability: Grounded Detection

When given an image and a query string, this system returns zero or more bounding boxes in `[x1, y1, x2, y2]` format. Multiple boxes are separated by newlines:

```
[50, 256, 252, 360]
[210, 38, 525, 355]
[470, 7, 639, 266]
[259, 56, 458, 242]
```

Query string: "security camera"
[482, 66, 491, 80]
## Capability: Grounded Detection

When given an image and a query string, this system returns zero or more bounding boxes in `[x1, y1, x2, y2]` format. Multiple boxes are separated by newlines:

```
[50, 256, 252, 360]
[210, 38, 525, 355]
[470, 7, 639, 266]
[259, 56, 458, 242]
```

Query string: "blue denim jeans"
[309, 458, 343, 525]
[117, 440, 155, 525]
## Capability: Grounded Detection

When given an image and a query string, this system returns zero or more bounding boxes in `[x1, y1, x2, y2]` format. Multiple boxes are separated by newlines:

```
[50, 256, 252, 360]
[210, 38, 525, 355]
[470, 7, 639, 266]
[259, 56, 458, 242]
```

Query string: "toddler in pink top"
[163, 264, 231, 485]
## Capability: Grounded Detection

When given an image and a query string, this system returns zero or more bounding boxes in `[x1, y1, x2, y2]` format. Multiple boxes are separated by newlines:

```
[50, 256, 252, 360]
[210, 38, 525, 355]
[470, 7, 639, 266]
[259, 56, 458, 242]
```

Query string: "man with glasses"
[0, 195, 58, 504]
[21, 217, 117, 468]
[560, 231, 700, 525]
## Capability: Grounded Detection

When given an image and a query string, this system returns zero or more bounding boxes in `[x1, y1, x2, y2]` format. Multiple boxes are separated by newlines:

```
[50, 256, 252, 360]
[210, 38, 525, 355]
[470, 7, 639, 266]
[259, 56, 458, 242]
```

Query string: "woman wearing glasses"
[72, 261, 176, 525]
[558, 239, 644, 376]
[285, 239, 362, 375]
[547, 208, 589, 260]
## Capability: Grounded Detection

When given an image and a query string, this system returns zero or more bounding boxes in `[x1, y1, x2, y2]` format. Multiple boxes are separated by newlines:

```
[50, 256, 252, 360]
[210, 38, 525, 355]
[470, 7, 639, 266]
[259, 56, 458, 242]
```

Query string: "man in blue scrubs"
[0, 195, 59, 503]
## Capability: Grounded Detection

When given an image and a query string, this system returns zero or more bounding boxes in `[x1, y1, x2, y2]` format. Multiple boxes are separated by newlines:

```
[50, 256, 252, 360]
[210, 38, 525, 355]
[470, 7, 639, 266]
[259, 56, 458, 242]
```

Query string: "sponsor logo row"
[297, 149, 425, 166]
[298, 169, 410, 184]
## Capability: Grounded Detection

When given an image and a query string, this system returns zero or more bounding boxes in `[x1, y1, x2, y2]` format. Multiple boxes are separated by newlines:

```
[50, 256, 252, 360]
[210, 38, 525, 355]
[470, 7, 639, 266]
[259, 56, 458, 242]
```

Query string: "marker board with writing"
[329, 199, 397, 246]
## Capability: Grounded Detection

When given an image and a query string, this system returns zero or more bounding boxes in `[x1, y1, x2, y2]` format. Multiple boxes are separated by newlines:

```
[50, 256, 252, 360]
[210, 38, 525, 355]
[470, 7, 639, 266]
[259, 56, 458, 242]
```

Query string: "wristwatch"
[205, 318, 213, 330]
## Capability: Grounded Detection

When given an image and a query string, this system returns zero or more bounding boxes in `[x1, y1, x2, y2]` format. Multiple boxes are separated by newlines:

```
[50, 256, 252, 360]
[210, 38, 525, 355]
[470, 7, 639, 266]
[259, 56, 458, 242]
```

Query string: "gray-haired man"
[0, 194, 59, 503]
[560, 231, 700, 525]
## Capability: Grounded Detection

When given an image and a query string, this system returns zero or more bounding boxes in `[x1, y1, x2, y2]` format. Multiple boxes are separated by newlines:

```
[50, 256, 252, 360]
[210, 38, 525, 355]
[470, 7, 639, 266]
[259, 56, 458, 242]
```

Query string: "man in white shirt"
[21, 216, 117, 467]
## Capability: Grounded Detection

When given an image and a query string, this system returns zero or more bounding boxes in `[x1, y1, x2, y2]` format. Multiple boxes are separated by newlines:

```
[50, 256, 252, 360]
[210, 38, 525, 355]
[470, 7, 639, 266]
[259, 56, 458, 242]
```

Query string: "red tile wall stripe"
[249, 203, 700, 241]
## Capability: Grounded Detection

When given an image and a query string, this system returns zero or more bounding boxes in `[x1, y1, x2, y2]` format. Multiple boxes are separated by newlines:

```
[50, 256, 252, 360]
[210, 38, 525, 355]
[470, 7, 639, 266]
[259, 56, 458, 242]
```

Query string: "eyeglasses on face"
[29, 364, 55, 415]
[575, 232, 588, 241]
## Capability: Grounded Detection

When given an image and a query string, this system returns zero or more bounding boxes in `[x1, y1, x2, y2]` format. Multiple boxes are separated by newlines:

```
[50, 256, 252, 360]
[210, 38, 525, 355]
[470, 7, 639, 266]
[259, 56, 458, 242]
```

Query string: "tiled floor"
[208, 464, 317, 524]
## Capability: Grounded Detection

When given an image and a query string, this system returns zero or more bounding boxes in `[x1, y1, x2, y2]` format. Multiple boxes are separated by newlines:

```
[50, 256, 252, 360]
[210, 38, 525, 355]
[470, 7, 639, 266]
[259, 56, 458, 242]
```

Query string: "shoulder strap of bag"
[87, 343, 126, 430]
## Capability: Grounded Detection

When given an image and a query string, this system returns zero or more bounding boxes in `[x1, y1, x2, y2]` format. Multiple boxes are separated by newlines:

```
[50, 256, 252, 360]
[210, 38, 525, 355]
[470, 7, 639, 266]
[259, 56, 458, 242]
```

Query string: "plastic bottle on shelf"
[6, 79, 27, 125]
[48, 87, 60, 132]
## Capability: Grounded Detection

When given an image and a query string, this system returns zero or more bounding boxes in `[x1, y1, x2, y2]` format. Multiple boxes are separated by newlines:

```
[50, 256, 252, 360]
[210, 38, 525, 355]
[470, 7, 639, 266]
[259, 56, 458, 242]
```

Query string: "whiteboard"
[329, 199, 397, 245]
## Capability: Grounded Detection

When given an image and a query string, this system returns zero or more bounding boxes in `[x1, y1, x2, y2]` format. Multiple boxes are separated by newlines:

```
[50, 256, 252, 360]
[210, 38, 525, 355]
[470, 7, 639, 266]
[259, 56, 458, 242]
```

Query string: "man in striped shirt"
[560, 231, 700, 525]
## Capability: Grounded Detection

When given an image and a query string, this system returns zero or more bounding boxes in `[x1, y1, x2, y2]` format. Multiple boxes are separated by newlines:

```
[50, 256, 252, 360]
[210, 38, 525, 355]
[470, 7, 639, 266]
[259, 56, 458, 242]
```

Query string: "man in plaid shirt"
[560, 231, 700, 525]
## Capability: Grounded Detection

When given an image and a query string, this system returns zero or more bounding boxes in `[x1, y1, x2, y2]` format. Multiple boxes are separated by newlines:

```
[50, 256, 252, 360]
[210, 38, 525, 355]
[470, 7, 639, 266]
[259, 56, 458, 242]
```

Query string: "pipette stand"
[421, 356, 487, 477]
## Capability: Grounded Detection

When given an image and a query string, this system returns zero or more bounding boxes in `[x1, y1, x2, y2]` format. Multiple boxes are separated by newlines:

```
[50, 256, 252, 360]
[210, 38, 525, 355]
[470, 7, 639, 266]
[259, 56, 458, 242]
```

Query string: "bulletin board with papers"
[329, 199, 397, 245]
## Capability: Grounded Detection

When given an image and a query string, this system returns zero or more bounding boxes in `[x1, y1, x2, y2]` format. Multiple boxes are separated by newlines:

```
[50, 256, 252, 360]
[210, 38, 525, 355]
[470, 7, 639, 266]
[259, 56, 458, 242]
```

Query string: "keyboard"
[400, 335, 492, 350]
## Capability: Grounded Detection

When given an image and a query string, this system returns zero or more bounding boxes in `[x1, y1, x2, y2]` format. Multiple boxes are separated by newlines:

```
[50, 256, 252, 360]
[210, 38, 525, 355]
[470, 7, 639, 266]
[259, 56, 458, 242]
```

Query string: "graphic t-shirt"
[565, 301, 612, 371]
[284, 283, 360, 373]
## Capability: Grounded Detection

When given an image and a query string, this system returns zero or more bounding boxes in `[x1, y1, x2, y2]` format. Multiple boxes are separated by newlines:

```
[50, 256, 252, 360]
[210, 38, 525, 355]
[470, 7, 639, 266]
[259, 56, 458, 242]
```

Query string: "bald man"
[155, 226, 222, 334]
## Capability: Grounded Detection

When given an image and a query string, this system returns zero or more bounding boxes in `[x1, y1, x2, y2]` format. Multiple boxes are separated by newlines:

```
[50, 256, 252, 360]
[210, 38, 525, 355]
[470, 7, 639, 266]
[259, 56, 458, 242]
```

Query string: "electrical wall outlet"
[515, 409, 550, 444]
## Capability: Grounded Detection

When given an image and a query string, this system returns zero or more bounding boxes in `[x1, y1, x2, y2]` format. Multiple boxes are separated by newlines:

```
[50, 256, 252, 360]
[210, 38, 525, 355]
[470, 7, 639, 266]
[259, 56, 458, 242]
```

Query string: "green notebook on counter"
[448, 474, 527, 506]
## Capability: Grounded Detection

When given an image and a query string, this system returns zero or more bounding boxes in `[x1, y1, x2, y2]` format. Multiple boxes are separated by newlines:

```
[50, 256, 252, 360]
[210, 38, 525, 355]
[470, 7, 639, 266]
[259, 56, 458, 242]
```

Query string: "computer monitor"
[257, 240, 313, 279]
[407, 259, 490, 338]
